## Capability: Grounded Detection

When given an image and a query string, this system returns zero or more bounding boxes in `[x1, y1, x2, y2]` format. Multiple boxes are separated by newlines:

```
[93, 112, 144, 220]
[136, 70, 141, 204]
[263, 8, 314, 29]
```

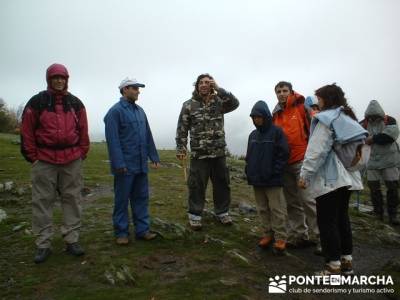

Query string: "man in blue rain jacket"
[104, 77, 160, 245]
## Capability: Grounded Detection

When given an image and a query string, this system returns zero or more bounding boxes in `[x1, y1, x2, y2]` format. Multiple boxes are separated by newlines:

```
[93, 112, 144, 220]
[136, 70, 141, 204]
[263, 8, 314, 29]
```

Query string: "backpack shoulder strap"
[22, 91, 53, 117]
[296, 103, 310, 138]
[64, 93, 84, 113]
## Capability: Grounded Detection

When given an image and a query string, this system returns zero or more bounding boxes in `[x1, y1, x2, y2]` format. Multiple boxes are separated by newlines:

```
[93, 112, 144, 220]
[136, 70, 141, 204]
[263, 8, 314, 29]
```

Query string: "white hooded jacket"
[300, 108, 364, 199]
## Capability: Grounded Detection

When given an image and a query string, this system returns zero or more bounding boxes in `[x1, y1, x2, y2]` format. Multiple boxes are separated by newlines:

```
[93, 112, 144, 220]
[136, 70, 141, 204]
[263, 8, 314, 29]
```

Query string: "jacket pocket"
[324, 152, 339, 183]
[246, 139, 274, 183]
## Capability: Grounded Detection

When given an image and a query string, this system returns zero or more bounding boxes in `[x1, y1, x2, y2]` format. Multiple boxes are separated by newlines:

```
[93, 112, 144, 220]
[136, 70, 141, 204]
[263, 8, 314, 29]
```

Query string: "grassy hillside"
[0, 133, 399, 300]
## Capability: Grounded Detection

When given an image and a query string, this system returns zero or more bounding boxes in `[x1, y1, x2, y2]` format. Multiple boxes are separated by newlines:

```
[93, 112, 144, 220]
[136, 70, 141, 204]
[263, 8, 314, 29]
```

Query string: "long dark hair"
[315, 83, 357, 121]
[193, 73, 213, 94]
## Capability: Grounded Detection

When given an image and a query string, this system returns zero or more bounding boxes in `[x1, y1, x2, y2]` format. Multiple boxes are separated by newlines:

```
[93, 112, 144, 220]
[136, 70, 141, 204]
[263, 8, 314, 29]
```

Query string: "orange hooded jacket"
[272, 92, 310, 164]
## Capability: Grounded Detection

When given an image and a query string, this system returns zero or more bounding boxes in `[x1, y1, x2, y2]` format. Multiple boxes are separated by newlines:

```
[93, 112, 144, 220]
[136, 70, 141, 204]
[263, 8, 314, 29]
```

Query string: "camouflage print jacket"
[176, 88, 239, 159]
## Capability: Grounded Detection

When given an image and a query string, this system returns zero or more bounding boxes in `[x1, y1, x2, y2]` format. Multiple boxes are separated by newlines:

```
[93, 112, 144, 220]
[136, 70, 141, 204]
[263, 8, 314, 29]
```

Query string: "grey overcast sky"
[1, 0, 399, 155]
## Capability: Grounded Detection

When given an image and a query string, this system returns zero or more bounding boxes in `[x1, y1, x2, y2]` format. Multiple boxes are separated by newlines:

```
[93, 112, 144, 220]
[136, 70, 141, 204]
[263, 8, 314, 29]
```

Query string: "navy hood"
[250, 101, 272, 131]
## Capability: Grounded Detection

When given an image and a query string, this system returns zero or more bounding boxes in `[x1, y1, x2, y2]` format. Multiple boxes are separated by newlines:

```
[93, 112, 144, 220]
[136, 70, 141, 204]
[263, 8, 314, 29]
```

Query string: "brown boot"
[116, 237, 129, 245]
[273, 240, 286, 254]
[258, 236, 273, 249]
[137, 231, 157, 241]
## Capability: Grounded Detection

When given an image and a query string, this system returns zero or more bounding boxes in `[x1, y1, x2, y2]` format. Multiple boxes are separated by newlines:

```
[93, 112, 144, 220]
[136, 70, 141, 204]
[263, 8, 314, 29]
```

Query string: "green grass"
[0, 133, 31, 185]
[0, 133, 263, 299]
[1, 133, 400, 299]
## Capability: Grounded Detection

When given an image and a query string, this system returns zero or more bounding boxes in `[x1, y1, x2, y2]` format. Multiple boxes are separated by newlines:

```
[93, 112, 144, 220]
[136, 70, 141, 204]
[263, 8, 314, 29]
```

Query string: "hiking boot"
[66, 243, 85, 256]
[218, 214, 233, 226]
[315, 264, 341, 276]
[137, 231, 157, 241]
[189, 219, 202, 231]
[258, 236, 273, 249]
[34, 248, 51, 264]
[341, 258, 354, 276]
[389, 216, 400, 226]
[273, 240, 286, 255]
[116, 237, 129, 245]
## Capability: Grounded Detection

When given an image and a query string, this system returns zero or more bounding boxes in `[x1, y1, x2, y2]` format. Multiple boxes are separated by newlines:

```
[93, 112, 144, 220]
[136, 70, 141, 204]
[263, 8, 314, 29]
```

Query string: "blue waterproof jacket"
[104, 98, 160, 174]
[245, 101, 289, 187]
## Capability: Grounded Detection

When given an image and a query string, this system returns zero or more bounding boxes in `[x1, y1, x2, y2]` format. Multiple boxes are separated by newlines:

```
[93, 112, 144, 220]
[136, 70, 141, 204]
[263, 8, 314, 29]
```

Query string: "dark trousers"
[188, 156, 231, 216]
[367, 180, 399, 217]
[316, 187, 353, 262]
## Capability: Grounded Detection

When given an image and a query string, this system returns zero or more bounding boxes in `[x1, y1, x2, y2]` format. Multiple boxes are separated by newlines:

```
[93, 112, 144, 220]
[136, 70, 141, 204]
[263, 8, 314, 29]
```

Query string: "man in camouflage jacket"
[176, 74, 239, 230]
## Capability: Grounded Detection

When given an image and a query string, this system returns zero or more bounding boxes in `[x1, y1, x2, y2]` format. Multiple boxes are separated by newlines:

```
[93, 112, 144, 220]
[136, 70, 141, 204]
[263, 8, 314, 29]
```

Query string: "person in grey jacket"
[361, 100, 400, 225]
[299, 84, 366, 276]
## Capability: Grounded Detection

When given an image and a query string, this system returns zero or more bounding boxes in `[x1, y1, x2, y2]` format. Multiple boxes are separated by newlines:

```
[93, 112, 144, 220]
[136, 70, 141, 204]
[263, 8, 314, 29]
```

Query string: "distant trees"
[0, 98, 24, 133]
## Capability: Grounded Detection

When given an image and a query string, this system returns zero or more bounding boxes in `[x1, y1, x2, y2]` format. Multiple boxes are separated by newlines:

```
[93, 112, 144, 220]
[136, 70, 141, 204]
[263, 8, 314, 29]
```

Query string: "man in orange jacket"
[272, 81, 320, 252]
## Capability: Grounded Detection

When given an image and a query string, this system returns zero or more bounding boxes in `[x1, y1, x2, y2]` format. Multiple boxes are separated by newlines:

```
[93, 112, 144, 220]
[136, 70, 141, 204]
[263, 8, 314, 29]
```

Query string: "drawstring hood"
[250, 100, 272, 132]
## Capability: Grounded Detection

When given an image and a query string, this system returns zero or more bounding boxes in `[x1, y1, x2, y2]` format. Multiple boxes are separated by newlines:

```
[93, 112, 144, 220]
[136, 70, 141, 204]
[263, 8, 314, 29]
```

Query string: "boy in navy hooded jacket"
[245, 101, 289, 253]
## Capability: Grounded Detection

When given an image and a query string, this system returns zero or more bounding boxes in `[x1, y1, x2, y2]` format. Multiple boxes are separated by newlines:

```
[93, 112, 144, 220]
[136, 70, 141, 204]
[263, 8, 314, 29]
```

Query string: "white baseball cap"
[118, 77, 145, 90]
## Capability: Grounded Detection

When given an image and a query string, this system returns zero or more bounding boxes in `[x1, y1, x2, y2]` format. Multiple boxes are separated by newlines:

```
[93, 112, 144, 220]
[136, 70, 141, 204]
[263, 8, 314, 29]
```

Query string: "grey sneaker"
[189, 219, 202, 231]
[218, 215, 233, 225]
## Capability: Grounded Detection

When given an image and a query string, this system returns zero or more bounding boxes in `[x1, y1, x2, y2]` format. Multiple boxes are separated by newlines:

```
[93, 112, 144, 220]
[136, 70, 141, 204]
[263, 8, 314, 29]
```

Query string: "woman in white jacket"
[299, 84, 366, 276]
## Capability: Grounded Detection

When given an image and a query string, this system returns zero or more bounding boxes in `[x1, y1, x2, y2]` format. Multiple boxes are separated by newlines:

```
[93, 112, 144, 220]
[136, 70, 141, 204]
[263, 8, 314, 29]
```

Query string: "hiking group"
[20, 64, 400, 276]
